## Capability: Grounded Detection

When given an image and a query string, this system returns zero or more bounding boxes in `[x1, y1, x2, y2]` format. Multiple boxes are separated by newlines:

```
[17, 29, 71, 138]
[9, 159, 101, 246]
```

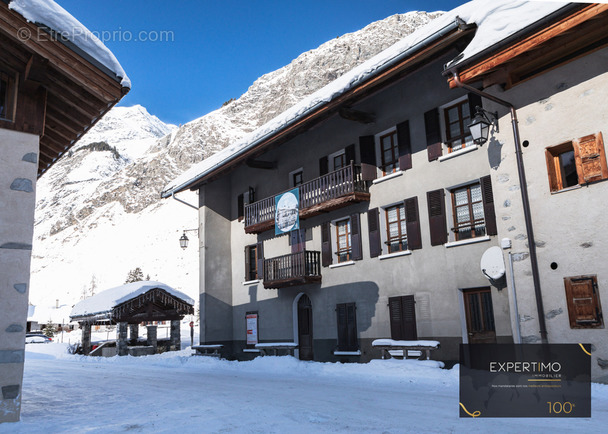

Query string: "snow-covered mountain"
[29, 11, 443, 313]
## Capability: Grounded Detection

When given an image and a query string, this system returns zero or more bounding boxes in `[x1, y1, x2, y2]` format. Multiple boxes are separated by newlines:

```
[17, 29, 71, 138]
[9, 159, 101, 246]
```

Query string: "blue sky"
[58, 0, 463, 125]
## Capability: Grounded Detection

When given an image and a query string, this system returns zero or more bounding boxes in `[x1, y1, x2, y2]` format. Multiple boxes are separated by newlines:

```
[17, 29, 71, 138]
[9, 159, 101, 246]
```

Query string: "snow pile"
[8, 0, 130, 87]
[372, 339, 441, 347]
[163, 0, 569, 197]
[70, 281, 194, 319]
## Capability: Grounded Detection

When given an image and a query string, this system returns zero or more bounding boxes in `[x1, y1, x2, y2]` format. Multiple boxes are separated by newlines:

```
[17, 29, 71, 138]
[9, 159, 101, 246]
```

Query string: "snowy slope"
[29, 11, 443, 314]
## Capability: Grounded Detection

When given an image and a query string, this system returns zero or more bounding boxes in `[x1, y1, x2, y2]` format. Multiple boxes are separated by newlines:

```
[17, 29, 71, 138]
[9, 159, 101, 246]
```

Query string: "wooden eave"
[111, 288, 194, 324]
[0, 3, 129, 177]
[183, 24, 475, 192]
[446, 3, 608, 89]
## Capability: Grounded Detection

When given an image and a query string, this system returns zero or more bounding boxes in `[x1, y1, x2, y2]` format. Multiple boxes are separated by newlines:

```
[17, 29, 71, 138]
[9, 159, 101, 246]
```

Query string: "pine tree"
[125, 267, 145, 284]
[89, 274, 97, 297]
[43, 320, 55, 338]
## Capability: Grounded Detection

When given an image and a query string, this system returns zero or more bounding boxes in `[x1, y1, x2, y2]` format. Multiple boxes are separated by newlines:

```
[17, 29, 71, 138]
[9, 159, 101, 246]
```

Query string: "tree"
[43, 320, 55, 338]
[125, 267, 145, 284]
[89, 274, 97, 297]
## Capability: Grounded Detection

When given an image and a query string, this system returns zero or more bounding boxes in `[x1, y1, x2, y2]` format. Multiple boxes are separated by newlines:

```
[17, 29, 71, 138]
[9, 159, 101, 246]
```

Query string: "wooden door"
[388, 295, 417, 340]
[298, 294, 314, 360]
[463, 287, 496, 344]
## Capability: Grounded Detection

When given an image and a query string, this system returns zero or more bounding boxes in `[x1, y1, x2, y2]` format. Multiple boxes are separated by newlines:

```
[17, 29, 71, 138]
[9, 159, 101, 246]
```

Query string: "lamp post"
[179, 228, 198, 249]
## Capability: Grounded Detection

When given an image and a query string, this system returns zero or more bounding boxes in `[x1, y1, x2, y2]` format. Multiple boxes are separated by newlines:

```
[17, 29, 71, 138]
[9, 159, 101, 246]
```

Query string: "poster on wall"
[246, 312, 258, 347]
[275, 188, 299, 235]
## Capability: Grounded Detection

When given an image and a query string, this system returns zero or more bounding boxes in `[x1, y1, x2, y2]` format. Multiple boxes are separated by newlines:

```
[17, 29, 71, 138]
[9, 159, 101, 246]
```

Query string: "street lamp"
[179, 228, 198, 249]
[468, 106, 498, 145]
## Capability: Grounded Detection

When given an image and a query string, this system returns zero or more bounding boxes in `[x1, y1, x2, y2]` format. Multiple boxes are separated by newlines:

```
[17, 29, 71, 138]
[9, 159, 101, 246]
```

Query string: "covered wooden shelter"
[70, 281, 194, 356]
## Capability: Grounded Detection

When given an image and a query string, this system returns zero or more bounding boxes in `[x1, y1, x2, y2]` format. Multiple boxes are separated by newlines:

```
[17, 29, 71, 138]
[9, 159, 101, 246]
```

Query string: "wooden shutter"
[424, 108, 442, 161]
[480, 175, 497, 236]
[427, 189, 447, 246]
[345, 143, 356, 165]
[237, 193, 244, 222]
[389, 295, 417, 340]
[564, 275, 603, 328]
[350, 213, 362, 261]
[336, 303, 348, 351]
[545, 147, 561, 192]
[367, 208, 381, 258]
[573, 132, 608, 184]
[256, 241, 264, 280]
[388, 297, 404, 340]
[336, 302, 358, 352]
[397, 120, 412, 171]
[321, 222, 332, 267]
[359, 135, 377, 180]
[468, 92, 483, 118]
[290, 229, 305, 253]
[319, 156, 329, 176]
[404, 196, 422, 250]
[248, 186, 255, 203]
[244, 245, 251, 281]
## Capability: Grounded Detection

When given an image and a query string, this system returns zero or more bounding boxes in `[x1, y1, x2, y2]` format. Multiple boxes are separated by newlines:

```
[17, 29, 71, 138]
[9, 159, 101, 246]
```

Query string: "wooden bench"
[192, 344, 223, 357]
[372, 339, 440, 360]
[255, 342, 298, 356]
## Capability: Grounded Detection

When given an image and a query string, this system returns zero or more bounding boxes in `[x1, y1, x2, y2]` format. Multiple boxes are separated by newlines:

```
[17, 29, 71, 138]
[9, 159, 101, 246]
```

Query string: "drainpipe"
[451, 72, 548, 344]
[172, 192, 198, 210]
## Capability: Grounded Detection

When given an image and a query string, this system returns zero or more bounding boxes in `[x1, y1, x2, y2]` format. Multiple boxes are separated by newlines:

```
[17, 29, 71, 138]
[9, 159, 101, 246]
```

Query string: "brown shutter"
[480, 175, 497, 236]
[402, 295, 418, 340]
[367, 208, 381, 258]
[359, 135, 377, 180]
[468, 92, 483, 118]
[256, 241, 264, 280]
[321, 222, 332, 267]
[345, 143, 356, 165]
[336, 303, 348, 351]
[545, 148, 560, 192]
[237, 193, 244, 222]
[244, 246, 251, 281]
[350, 213, 362, 261]
[346, 303, 358, 351]
[424, 108, 442, 161]
[404, 196, 422, 250]
[319, 156, 329, 176]
[388, 297, 404, 340]
[397, 120, 412, 171]
[573, 132, 608, 184]
[564, 275, 603, 328]
[427, 189, 447, 246]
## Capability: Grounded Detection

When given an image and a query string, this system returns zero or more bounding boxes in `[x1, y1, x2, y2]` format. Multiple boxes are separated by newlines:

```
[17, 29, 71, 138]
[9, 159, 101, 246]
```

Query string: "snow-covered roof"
[162, 0, 570, 197]
[70, 281, 194, 319]
[28, 304, 74, 324]
[8, 0, 130, 88]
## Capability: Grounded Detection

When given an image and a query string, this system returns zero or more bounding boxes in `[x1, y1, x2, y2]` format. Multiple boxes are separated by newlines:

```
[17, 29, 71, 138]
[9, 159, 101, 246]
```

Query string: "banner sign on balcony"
[275, 188, 299, 235]
[459, 344, 591, 418]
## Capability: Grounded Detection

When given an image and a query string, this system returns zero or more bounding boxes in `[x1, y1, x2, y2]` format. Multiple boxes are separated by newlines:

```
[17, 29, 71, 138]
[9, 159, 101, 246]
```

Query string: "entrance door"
[463, 287, 496, 343]
[388, 295, 417, 340]
[297, 294, 314, 360]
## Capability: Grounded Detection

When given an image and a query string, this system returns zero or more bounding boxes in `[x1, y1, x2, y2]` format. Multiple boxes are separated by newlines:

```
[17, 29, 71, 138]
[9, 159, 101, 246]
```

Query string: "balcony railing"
[245, 163, 369, 233]
[263, 250, 322, 289]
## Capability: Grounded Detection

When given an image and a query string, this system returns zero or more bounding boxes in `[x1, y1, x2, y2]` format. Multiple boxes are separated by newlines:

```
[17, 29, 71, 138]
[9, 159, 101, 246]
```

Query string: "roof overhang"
[162, 18, 476, 197]
[444, 3, 608, 89]
[0, 1, 129, 177]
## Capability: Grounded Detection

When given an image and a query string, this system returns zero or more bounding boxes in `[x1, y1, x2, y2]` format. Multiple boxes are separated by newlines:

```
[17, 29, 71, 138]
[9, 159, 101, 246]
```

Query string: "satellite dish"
[480, 246, 505, 281]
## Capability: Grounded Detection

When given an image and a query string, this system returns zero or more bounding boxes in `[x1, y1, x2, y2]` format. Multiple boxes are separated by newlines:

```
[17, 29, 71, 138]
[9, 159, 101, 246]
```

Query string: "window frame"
[378, 130, 399, 175]
[289, 167, 304, 187]
[442, 98, 474, 153]
[244, 244, 258, 281]
[384, 203, 408, 254]
[450, 182, 486, 241]
[328, 149, 346, 172]
[335, 218, 352, 263]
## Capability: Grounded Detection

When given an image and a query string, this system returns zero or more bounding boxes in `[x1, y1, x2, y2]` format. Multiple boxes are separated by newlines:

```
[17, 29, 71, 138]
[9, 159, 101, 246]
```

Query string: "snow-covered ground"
[3, 344, 608, 433]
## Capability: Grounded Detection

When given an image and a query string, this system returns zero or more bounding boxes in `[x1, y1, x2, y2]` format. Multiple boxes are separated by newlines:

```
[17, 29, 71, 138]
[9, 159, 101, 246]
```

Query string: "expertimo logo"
[489, 361, 562, 373]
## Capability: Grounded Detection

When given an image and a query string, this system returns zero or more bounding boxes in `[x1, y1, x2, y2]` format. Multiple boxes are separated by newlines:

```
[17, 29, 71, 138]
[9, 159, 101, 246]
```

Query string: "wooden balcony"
[245, 163, 370, 234]
[263, 250, 322, 289]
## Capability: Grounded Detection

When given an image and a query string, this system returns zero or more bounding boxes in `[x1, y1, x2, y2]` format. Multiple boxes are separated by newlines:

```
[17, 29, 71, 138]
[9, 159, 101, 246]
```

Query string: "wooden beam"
[448, 4, 608, 87]
[338, 107, 376, 124]
[246, 159, 277, 170]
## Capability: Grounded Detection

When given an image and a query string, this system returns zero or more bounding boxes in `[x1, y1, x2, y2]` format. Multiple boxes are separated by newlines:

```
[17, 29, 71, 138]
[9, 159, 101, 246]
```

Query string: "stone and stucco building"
[164, 1, 608, 380]
[0, 0, 128, 422]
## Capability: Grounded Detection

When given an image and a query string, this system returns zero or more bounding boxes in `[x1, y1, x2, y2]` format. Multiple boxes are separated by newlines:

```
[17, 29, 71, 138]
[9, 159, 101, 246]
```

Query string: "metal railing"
[245, 163, 367, 228]
[263, 250, 321, 285]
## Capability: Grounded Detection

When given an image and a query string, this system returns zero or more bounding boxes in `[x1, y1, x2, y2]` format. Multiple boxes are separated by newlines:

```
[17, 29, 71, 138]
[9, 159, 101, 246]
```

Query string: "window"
[0, 70, 15, 121]
[444, 99, 474, 152]
[237, 187, 255, 222]
[463, 287, 496, 343]
[385, 204, 408, 253]
[244, 244, 258, 281]
[388, 295, 417, 340]
[564, 275, 603, 329]
[451, 183, 486, 241]
[335, 218, 351, 263]
[292, 170, 303, 187]
[333, 153, 346, 171]
[546, 132, 608, 192]
[336, 303, 358, 351]
[379, 130, 399, 175]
